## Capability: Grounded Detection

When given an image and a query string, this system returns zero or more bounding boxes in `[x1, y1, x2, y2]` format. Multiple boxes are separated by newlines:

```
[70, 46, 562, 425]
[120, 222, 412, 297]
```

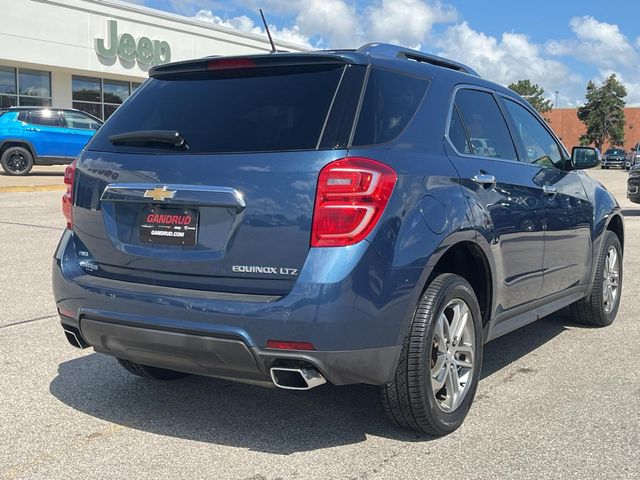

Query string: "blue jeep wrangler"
[53, 44, 623, 435]
[0, 107, 102, 175]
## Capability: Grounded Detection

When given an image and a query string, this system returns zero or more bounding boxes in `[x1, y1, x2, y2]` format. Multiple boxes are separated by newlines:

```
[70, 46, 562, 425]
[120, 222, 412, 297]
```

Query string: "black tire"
[570, 231, 622, 327]
[379, 273, 483, 436]
[116, 358, 189, 381]
[1, 146, 34, 176]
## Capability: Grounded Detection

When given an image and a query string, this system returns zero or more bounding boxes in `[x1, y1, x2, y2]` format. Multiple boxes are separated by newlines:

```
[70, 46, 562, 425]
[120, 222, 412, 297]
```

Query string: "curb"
[0, 184, 66, 193]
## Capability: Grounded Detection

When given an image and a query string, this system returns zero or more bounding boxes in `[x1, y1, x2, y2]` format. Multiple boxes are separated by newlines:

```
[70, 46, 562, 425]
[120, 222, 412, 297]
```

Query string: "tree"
[577, 74, 627, 150]
[508, 80, 553, 115]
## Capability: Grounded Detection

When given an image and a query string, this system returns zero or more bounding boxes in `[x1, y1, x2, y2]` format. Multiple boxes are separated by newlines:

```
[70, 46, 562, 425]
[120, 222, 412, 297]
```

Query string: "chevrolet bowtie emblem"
[143, 186, 176, 202]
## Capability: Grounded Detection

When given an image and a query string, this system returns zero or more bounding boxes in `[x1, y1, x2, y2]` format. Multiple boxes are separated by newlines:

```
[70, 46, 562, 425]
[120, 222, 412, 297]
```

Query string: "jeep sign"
[95, 20, 171, 66]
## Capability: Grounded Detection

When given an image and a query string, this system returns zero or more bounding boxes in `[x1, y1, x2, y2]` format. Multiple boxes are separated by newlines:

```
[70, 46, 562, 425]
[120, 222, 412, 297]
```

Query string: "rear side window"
[27, 109, 61, 127]
[452, 89, 517, 161]
[89, 65, 346, 154]
[352, 68, 429, 146]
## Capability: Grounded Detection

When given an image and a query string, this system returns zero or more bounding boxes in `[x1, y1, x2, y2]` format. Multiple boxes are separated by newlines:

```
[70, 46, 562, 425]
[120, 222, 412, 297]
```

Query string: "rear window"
[352, 68, 429, 146]
[89, 64, 346, 154]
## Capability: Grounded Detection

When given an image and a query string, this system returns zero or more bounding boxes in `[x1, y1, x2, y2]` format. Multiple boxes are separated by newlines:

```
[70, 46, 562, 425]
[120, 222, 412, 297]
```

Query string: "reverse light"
[266, 340, 315, 351]
[311, 157, 397, 247]
[62, 159, 76, 229]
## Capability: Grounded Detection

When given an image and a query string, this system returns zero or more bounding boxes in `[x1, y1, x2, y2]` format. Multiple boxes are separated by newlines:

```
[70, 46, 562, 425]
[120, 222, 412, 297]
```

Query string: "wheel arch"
[429, 239, 494, 330]
[0, 138, 38, 159]
[405, 229, 496, 340]
[606, 213, 624, 252]
[585, 211, 624, 298]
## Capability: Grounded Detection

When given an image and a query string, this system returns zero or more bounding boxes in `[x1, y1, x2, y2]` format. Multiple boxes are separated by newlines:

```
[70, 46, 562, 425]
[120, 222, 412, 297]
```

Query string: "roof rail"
[356, 43, 480, 77]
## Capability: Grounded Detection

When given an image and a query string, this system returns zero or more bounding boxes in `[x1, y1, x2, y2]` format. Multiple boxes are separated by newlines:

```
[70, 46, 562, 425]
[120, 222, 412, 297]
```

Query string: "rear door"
[61, 110, 101, 158]
[73, 60, 365, 295]
[445, 86, 545, 312]
[499, 96, 593, 297]
[24, 109, 66, 157]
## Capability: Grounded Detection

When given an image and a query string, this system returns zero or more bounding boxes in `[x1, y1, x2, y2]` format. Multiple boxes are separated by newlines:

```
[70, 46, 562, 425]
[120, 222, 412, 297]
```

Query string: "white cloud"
[436, 22, 582, 104]
[547, 16, 638, 69]
[293, 0, 360, 48]
[365, 0, 457, 49]
[220, 0, 456, 49]
[194, 9, 313, 48]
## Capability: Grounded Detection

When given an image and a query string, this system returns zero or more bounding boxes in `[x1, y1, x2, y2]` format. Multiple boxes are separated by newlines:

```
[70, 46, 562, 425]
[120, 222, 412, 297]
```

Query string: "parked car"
[0, 107, 102, 175]
[601, 147, 626, 169]
[626, 143, 640, 170]
[627, 164, 640, 203]
[52, 44, 624, 436]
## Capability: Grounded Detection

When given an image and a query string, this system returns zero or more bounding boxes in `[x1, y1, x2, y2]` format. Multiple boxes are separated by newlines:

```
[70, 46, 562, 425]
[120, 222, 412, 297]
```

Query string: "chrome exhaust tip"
[270, 367, 327, 390]
[63, 327, 89, 349]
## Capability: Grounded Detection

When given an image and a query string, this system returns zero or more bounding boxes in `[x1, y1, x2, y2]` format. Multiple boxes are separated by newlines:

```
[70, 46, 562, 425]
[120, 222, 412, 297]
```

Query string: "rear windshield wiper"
[108, 130, 189, 149]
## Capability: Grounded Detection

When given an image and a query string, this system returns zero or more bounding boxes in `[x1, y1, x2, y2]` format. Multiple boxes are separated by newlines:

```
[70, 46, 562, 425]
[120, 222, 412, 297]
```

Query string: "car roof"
[6, 106, 85, 113]
[151, 42, 480, 79]
[3, 106, 103, 123]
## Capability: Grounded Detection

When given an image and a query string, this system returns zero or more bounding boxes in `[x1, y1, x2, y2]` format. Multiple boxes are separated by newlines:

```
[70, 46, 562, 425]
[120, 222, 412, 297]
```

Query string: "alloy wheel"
[6, 151, 28, 174]
[430, 298, 476, 412]
[602, 246, 620, 314]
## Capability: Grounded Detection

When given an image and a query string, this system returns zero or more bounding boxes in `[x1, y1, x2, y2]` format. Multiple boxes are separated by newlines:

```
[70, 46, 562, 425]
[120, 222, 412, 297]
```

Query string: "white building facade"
[0, 0, 305, 119]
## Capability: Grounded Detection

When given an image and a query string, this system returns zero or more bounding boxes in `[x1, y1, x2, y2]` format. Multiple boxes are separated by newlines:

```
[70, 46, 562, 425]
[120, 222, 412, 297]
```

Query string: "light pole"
[554, 91, 559, 108]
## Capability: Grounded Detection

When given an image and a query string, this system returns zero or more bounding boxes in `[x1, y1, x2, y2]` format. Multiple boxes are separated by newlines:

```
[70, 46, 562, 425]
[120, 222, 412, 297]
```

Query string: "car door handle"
[24, 127, 40, 132]
[472, 174, 496, 188]
[543, 185, 557, 196]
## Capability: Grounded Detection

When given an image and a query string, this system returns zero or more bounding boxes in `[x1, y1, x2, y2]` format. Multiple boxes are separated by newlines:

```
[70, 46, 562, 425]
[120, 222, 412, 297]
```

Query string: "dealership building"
[0, 0, 305, 119]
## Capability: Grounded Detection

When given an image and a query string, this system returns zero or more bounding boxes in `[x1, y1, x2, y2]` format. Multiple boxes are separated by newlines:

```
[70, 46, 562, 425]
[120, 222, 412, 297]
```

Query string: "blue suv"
[0, 107, 102, 175]
[52, 44, 624, 435]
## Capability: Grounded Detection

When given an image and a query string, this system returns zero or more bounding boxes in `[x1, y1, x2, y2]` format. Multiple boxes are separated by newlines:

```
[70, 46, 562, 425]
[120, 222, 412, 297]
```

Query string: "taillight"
[311, 157, 397, 247]
[62, 160, 76, 229]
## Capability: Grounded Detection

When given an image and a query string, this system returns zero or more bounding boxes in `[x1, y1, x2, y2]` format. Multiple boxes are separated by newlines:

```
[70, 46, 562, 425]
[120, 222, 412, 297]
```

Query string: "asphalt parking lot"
[1, 169, 638, 479]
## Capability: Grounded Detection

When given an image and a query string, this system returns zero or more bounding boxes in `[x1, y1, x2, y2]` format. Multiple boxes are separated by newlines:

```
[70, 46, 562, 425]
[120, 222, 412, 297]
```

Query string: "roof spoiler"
[149, 53, 355, 77]
[357, 43, 480, 77]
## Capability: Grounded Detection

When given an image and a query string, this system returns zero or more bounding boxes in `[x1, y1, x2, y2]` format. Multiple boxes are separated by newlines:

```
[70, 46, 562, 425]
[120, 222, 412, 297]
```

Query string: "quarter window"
[452, 89, 517, 161]
[62, 110, 102, 130]
[503, 99, 563, 167]
[352, 68, 429, 146]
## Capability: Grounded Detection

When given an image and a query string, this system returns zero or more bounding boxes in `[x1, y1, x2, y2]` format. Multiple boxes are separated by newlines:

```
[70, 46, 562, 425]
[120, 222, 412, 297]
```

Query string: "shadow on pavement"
[50, 311, 573, 453]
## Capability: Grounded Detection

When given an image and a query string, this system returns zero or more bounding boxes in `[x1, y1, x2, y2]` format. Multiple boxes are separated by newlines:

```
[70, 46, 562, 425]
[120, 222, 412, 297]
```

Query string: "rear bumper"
[60, 314, 400, 386]
[53, 230, 417, 386]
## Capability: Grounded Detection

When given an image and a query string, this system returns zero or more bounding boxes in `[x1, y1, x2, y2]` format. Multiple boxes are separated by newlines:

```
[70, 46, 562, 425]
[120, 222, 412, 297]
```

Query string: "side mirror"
[571, 146, 600, 170]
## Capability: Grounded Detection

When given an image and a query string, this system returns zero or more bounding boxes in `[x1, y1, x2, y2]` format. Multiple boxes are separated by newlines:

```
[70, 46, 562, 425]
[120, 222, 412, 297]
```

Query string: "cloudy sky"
[125, 0, 640, 107]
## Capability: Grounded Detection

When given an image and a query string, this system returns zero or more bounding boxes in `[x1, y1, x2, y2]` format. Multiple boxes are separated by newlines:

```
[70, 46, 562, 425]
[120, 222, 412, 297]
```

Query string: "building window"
[72, 76, 140, 120]
[0, 66, 51, 108]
